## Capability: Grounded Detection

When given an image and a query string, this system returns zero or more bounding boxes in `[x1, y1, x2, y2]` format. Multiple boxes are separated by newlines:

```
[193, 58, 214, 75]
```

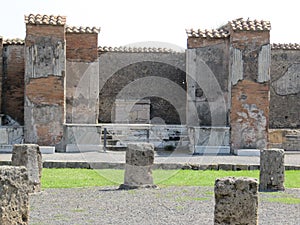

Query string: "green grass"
[41, 169, 300, 189]
[262, 192, 300, 204]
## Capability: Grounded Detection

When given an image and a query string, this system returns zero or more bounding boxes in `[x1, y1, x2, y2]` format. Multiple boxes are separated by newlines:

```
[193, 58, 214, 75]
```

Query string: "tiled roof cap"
[186, 28, 229, 38]
[66, 26, 100, 34]
[271, 43, 300, 50]
[3, 38, 25, 45]
[25, 14, 66, 25]
[98, 46, 178, 53]
[229, 18, 271, 31]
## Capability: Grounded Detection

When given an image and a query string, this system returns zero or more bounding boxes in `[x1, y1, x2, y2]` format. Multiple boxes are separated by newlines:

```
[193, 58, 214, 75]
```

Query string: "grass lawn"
[41, 169, 300, 189]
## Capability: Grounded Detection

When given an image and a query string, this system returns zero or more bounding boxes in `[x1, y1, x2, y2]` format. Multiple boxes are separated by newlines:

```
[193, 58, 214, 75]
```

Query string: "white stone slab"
[40, 146, 55, 154]
[194, 146, 230, 154]
[66, 144, 102, 153]
[0, 145, 12, 153]
[235, 149, 260, 156]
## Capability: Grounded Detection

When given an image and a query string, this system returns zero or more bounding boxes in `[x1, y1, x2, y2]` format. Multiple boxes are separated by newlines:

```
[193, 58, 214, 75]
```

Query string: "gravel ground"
[29, 186, 300, 225]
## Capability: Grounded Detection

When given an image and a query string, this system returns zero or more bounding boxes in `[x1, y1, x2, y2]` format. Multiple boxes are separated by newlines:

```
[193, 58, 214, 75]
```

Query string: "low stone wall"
[269, 129, 300, 151]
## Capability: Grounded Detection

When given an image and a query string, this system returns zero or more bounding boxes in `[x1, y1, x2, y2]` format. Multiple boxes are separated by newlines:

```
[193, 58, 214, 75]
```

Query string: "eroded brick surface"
[230, 80, 269, 149]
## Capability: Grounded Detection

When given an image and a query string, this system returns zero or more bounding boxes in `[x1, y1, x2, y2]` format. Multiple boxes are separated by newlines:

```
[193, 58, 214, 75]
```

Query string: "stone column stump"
[214, 177, 258, 225]
[119, 143, 156, 189]
[12, 144, 42, 192]
[259, 148, 285, 191]
[0, 166, 29, 225]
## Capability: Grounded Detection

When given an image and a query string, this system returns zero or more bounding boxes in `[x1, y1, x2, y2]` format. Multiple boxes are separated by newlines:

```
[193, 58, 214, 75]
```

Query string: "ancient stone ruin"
[120, 142, 156, 189]
[11, 144, 42, 192]
[0, 14, 299, 154]
[214, 177, 258, 225]
[0, 166, 29, 225]
[259, 148, 285, 191]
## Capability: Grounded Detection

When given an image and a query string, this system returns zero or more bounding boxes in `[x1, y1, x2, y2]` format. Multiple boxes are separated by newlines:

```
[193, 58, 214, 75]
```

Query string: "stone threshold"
[0, 161, 299, 170]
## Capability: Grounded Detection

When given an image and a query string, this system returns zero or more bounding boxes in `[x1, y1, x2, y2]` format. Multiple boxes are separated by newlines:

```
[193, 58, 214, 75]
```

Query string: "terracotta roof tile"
[271, 43, 300, 50]
[66, 26, 100, 34]
[98, 46, 178, 53]
[3, 38, 25, 45]
[229, 18, 271, 31]
[186, 28, 230, 38]
[25, 14, 66, 25]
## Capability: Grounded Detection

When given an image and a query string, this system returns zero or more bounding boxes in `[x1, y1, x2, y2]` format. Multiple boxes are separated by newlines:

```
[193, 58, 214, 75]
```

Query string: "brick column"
[186, 28, 230, 127]
[24, 14, 66, 150]
[229, 19, 271, 151]
[2, 39, 25, 124]
[65, 26, 99, 123]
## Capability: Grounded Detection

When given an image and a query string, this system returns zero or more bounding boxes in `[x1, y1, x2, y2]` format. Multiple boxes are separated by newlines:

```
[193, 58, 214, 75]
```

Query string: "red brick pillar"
[24, 14, 66, 150]
[2, 39, 25, 125]
[229, 19, 271, 152]
[65, 26, 99, 123]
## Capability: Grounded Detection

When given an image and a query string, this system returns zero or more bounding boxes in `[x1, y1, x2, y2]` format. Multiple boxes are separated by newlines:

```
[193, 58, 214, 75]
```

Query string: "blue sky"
[0, 0, 299, 48]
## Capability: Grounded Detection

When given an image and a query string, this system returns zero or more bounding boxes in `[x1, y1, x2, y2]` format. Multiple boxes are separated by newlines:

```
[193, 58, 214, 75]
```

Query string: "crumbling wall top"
[66, 26, 100, 34]
[3, 38, 24, 45]
[25, 14, 66, 26]
[271, 43, 300, 50]
[229, 18, 271, 31]
[186, 28, 229, 39]
[98, 46, 179, 53]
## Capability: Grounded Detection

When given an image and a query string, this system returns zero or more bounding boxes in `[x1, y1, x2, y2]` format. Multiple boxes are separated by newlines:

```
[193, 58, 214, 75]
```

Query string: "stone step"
[66, 144, 102, 153]
[194, 146, 230, 155]
[0, 145, 55, 154]
[234, 149, 260, 156]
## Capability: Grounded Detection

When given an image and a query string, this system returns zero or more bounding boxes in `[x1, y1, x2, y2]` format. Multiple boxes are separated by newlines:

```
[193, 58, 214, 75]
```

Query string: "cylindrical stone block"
[12, 144, 42, 192]
[259, 148, 285, 191]
[0, 166, 29, 225]
[120, 142, 156, 189]
[214, 177, 258, 225]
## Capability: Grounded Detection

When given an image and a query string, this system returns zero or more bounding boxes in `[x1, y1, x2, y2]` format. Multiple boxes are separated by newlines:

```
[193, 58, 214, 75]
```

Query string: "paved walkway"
[1, 150, 299, 169]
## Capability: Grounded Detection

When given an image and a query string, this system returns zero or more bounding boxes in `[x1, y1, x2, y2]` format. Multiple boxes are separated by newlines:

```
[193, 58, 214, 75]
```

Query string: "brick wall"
[2, 44, 25, 124]
[66, 33, 98, 62]
[25, 22, 66, 149]
[98, 56, 186, 124]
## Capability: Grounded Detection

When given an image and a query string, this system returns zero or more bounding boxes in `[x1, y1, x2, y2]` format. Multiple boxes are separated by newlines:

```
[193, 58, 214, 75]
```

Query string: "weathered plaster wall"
[66, 32, 99, 123]
[229, 30, 270, 150]
[2, 44, 25, 124]
[24, 23, 65, 148]
[186, 38, 230, 126]
[98, 53, 186, 124]
[270, 49, 300, 128]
